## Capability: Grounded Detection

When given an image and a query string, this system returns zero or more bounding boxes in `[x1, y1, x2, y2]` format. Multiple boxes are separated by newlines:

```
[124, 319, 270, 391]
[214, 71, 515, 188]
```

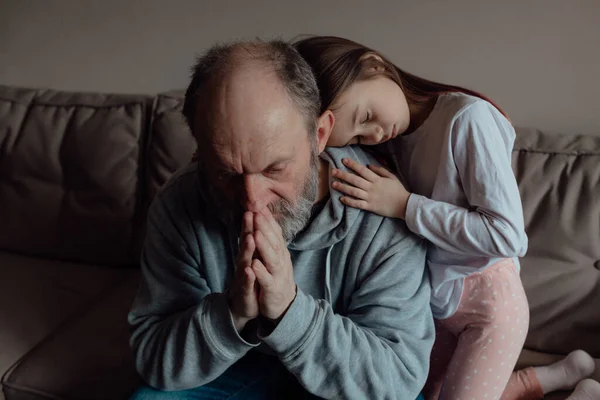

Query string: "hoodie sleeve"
[260, 220, 434, 400]
[128, 188, 259, 390]
[405, 101, 528, 257]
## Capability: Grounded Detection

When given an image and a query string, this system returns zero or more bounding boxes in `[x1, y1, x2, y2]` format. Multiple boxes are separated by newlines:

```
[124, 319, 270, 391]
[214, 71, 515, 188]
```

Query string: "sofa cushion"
[512, 128, 600, 357]
[146, 91, 196, 203]
[132, 91, 196, 260]
[0, 251, 134, 390]
[0, 85, 149, 265]
[1, 262, 140, 400]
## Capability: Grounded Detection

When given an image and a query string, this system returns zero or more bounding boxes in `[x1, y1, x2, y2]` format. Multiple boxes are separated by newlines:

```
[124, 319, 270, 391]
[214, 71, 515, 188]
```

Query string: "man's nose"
[242, 174, 268, 212]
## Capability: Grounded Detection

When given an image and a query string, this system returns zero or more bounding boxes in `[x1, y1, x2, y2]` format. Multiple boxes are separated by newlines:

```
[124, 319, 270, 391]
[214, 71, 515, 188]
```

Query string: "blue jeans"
[129, 352, 315, 400]
[129, 351, 425, 400]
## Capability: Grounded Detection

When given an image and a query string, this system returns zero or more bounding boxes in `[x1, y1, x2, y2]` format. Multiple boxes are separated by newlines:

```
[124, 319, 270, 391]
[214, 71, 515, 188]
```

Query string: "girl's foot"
[566, 379, 600, 400]
[534, 350, 596, 394]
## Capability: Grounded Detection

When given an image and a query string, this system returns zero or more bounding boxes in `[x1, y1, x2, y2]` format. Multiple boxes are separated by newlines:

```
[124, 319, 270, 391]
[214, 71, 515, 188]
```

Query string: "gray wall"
[1, 0, 599, 135]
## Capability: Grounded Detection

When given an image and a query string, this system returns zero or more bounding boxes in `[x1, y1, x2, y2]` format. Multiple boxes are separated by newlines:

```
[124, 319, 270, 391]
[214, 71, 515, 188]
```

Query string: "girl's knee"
[486, 292, 529, 335]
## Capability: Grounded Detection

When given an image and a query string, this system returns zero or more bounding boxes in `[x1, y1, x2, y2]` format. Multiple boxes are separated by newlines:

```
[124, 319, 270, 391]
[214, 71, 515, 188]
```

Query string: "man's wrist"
[227, 291, 251, 333]
[269, 284, 298, 325]
[231, 313, 251, 333]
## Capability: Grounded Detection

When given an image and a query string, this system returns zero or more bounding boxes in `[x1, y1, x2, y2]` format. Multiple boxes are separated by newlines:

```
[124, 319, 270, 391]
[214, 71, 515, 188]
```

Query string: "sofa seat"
[0, 251, 140, 400]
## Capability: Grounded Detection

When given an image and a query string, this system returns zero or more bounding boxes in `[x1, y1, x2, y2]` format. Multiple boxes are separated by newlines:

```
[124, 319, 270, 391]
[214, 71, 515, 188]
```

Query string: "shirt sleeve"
[259, 220, 434, 399]
[405, 101, 528, 257]
[128, 190, 259, 390]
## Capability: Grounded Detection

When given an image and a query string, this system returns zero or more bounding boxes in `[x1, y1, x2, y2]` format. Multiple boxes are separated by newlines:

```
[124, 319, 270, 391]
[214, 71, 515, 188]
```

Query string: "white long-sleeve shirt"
[382, 93, 528, 319]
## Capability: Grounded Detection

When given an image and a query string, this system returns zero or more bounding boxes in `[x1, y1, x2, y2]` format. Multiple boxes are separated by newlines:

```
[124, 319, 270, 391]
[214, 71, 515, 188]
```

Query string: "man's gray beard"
[269, 151, 318, 242]
[205, 145, 320, 242]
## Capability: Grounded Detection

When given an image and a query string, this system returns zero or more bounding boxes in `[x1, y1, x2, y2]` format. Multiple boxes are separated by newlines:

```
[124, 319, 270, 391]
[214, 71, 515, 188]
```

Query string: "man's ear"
[316, 110, 335, 154]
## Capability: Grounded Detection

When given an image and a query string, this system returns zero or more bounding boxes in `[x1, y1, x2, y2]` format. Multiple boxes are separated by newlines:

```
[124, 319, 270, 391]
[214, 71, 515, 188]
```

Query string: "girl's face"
[327, 75, 410, 147]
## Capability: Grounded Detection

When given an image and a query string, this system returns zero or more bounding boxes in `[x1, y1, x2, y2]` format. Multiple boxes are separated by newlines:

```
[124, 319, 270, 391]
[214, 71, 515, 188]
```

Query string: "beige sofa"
[0, 85, 598, 400]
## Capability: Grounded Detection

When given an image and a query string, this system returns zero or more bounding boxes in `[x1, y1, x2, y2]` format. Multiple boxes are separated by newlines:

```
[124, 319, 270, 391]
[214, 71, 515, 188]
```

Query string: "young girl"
[294, 35, 599, 400]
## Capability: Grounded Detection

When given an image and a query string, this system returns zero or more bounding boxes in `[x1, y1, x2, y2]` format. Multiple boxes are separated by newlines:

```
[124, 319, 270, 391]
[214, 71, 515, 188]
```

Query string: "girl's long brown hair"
[293, 35, 507, 119]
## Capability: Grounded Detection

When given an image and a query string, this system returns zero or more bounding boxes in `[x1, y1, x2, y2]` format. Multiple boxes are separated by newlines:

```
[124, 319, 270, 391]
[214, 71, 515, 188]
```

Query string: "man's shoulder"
[345, 213, 428, 292]
[157, 163, 199, 198]
[322, 145, 380, 169]
[363, 213, 426, 256]
[335, 202, 426, 273]
[148, 163, 202, 219]
[150, 163, 201, 209]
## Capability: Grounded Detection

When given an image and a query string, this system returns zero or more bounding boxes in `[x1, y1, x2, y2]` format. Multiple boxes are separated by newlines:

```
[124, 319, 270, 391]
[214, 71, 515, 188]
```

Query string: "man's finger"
[241, 211, 253, 236]
[254, 230, 279, 274]
[243, 267, 256, 292]
[255, 212, 280, 251]
[239, 233, 255, 269]
[261, 207, 283, 237]
[251, 259, 273, 288]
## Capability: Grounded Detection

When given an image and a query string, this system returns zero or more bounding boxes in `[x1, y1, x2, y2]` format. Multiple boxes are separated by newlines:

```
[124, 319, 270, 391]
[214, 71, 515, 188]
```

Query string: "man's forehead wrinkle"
[207, 133, 238, 171]
[201, 44, 304, 176]
[210, 134, 298, 175]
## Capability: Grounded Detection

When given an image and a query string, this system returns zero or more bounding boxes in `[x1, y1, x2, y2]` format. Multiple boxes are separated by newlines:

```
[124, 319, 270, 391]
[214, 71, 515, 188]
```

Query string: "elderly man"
[128, 40, 434, 400]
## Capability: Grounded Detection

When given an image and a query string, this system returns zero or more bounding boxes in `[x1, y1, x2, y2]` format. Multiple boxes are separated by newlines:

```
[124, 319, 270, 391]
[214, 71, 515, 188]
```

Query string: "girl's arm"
[405, 101, 527, 257]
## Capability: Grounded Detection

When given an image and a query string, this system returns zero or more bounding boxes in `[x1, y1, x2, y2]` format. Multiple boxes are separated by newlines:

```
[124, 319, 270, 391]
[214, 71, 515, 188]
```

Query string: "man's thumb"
[243, 267, 256, 293]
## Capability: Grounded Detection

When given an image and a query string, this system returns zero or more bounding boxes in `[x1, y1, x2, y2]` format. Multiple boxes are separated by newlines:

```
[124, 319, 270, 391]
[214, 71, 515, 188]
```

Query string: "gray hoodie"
[129, 146, 434, 399]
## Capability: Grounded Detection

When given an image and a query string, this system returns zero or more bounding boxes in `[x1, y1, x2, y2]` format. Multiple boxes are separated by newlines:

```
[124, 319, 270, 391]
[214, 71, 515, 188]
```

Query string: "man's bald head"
[182, 40, 321, 147]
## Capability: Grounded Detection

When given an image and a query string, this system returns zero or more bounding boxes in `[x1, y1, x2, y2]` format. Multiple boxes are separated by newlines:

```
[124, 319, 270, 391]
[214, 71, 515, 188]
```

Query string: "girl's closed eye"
[362, 111, 371, 124]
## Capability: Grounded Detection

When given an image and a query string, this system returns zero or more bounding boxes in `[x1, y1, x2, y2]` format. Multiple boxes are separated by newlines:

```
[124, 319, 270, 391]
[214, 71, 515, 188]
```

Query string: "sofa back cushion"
[0, 85, 149, 265]
[146, 91, 196, 202]
[131, 91, 196, 261]
[513, 128, 600, 357]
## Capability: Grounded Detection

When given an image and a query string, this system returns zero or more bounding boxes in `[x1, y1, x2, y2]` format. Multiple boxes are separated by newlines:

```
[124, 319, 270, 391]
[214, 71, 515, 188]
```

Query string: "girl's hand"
[332, 158, 410, 219]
